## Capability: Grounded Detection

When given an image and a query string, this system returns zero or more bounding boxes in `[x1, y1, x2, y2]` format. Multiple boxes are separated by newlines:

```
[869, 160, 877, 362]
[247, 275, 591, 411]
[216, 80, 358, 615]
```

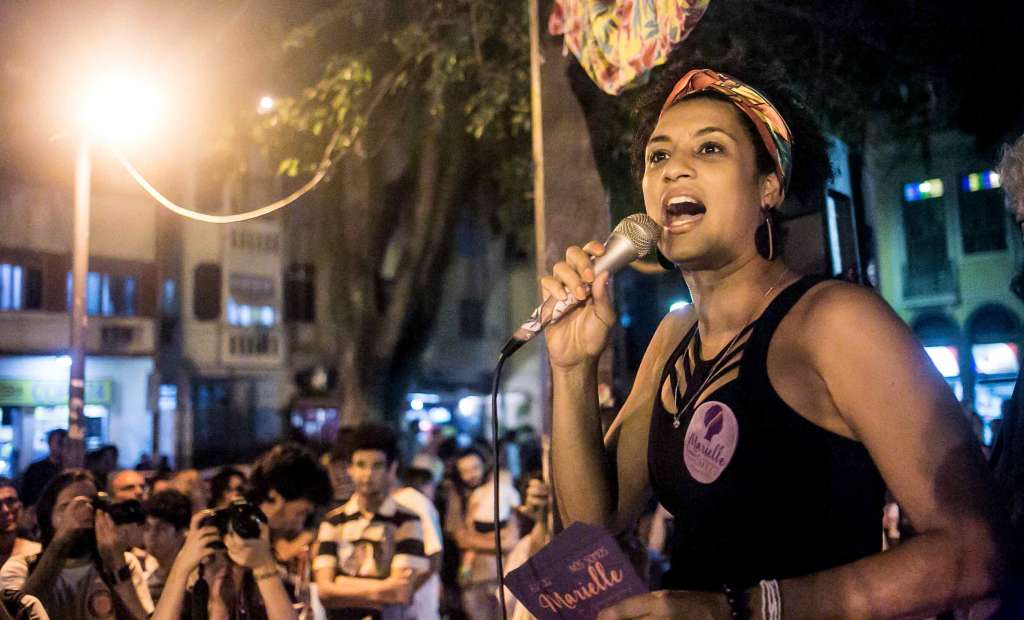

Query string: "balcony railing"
[221, 326, 284, 367]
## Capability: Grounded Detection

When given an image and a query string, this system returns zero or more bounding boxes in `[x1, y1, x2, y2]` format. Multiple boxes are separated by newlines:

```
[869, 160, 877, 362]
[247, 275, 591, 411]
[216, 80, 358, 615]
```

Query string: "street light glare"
[258, 95, 274, 114]
[80, 75, 161, 141]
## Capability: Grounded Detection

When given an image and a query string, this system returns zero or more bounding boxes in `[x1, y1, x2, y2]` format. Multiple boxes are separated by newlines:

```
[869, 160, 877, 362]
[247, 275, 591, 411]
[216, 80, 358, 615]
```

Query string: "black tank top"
[648, 276, 885, 590]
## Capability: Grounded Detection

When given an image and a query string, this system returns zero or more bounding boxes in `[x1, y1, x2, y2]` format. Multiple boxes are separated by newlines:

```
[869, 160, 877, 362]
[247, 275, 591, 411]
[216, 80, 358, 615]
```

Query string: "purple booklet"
[504, 521, 649, 619]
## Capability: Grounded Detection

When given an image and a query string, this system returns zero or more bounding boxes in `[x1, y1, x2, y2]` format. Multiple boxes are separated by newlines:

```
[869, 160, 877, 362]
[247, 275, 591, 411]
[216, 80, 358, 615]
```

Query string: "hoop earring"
[755, 209, 777, 261]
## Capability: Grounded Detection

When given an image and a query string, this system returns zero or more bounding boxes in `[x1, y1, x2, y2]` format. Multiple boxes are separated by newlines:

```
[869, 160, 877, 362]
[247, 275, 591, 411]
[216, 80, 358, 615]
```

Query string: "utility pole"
[67, 137, 91, 467]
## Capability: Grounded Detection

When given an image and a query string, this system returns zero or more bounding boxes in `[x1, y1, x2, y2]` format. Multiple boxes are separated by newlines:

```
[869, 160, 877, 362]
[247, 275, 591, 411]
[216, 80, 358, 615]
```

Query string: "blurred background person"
[85, 445, 119, 493]
[324, 427, 356, 510]
[157, 511, 299, 620]
[17, 429, 66, 510]
[208, 443, 331, 617]
[167, 470, 211, 514]
[502, 476, 550, 620]
[314, 424, 427, 620]
[107, 469, 150, 571]
[0, 469, 153, 618]
[140, 489, 192, 604]
[442, 445, 520, 620]
[108, 470, 148, 503]
[0, 478, 38, 569]
[393, 466, 443, 620]
[148, 511, 219, 620]
[208, 467, 247, 510]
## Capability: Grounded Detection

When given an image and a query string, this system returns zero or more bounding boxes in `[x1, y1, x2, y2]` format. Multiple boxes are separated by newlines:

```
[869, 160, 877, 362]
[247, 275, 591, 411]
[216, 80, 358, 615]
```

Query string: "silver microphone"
[501, 213, 661, 356]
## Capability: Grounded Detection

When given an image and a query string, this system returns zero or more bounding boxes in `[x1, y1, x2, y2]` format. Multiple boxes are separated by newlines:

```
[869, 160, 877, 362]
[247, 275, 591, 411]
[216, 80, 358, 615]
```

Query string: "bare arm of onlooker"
[441, 485, 464, 539]
[152, 511, 219, 620]
[224, 523, 297, 620]
[21, 495, 92, 597]
[454, 517, 520, 554]
[95, 510, 152, 619]
[411, 552, 441, 591]
[313, 566, 414, 608]
[772, 284, 1005, 618]
[203, 553, 232, 620]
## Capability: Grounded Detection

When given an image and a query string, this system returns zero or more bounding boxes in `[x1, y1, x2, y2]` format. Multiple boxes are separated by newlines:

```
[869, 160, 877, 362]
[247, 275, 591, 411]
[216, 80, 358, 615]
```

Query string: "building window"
[0, 264, 22, 311]
[227, 298, 276, 327]
[901, 181, 954, 298]
[65, 272, 137, 316]
[227, 273, 276, 327]
[959, 172, 1007, 254]
[0, 263, 42, 311]
[285, 264, 316, 323]
[193, 263, 222, 321]
[162, 278, 178, 316]
[903, 178, 944, 202]
[230, 229, 280, 254]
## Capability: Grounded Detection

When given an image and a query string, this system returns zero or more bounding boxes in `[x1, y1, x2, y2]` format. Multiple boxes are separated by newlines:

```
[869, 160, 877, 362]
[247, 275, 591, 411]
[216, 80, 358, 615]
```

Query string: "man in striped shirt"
[314, 424, 429, 620]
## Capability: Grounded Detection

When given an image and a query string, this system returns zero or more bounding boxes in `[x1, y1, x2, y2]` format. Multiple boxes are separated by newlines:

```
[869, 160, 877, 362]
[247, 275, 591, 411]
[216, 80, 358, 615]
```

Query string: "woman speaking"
[543, 57, 1005, 619]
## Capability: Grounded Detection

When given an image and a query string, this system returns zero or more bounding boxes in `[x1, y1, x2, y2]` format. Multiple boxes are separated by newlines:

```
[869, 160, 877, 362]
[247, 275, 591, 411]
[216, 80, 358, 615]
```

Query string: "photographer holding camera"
[196, 444, 331, 619]
[0, 469, 154, 619]
[151, 506, 299, 620]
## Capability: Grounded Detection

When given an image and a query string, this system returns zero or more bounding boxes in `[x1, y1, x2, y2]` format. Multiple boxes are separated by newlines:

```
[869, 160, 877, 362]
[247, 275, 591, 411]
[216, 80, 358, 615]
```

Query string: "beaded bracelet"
[759, 579, 782, 620]
[253, 564, 279, 581]
[721, 583, 750, 620]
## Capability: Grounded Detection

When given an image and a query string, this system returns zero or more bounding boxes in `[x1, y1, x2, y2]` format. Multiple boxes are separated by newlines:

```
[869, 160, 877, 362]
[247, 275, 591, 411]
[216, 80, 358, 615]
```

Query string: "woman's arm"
[552, 285, 691, 531]
[772, 283, 1004, 618]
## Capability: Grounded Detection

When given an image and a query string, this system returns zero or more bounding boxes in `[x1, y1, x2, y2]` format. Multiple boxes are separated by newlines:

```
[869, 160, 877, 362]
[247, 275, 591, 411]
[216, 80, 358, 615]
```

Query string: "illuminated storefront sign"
[0, 379, 112, 406]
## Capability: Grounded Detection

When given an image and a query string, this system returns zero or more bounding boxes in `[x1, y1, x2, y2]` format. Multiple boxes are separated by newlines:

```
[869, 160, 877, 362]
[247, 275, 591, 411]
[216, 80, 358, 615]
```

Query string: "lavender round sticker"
[683, 401, 739, 484]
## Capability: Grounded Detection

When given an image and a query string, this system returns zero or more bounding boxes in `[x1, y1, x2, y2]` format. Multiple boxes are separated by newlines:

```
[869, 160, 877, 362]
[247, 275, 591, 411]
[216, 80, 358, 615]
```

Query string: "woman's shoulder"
[785, 278, 910, 353]
[795, 279, 895, 325]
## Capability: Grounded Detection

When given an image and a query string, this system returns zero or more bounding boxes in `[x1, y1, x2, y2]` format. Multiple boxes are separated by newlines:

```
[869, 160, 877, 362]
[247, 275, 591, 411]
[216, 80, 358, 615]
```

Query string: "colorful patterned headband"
[660, 69, 794, 190]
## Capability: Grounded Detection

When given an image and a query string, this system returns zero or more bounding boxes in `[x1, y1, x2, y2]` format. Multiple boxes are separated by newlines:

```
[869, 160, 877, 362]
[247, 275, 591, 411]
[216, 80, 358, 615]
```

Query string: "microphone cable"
[490, 351, 511, 620]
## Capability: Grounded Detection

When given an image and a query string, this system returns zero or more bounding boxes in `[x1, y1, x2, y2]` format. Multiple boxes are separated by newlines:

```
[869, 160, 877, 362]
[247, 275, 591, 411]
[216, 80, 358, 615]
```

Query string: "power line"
[111, 125, 341, 224]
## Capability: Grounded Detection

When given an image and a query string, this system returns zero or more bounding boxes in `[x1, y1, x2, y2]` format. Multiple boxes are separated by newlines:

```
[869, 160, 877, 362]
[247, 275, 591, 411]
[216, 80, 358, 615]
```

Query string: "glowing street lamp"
[80, 75, 162, 142]
[68, 74, 162, 441]
[258, 95, 274, 115]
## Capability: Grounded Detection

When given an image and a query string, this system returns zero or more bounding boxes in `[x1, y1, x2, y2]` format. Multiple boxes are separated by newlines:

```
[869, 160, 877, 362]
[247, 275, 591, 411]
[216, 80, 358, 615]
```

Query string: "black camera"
[93, 492, 147, 526]
[201, 499, 266, 539]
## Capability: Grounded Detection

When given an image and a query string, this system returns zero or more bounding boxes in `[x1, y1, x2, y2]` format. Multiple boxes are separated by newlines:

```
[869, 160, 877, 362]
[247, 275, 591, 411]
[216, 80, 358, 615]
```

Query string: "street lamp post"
[69, 138, 91, 442]
[67, 74, 159, 461]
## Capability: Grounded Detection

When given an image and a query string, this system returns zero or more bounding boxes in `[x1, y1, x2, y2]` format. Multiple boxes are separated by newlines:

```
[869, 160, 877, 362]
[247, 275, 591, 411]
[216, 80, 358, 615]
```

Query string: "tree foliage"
[257, 0, 532, 421]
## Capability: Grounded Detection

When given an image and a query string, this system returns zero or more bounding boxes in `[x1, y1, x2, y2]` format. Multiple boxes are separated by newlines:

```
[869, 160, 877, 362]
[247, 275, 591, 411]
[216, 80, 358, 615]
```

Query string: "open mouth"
[664, 196, 706, 231]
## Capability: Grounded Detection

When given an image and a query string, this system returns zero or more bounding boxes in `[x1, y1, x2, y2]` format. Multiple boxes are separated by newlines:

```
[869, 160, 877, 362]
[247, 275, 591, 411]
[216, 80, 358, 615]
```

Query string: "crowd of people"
[1, 48, 1023, 620]
[0, 422, 547, 620]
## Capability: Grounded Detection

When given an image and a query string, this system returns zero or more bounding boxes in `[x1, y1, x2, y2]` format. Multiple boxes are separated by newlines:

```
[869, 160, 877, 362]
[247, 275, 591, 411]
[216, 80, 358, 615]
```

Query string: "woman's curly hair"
[998, 134, 1024, 209]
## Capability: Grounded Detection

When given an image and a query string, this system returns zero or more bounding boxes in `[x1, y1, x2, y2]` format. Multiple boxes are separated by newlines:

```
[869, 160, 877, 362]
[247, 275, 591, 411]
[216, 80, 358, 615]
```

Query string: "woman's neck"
[683, 255, 790, 339]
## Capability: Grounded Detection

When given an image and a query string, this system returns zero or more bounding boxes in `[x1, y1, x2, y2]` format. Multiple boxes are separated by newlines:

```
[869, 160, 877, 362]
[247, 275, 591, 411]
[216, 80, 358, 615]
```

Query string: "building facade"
[0, 178, 159, 475]
[865, 129, 1023, 442]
